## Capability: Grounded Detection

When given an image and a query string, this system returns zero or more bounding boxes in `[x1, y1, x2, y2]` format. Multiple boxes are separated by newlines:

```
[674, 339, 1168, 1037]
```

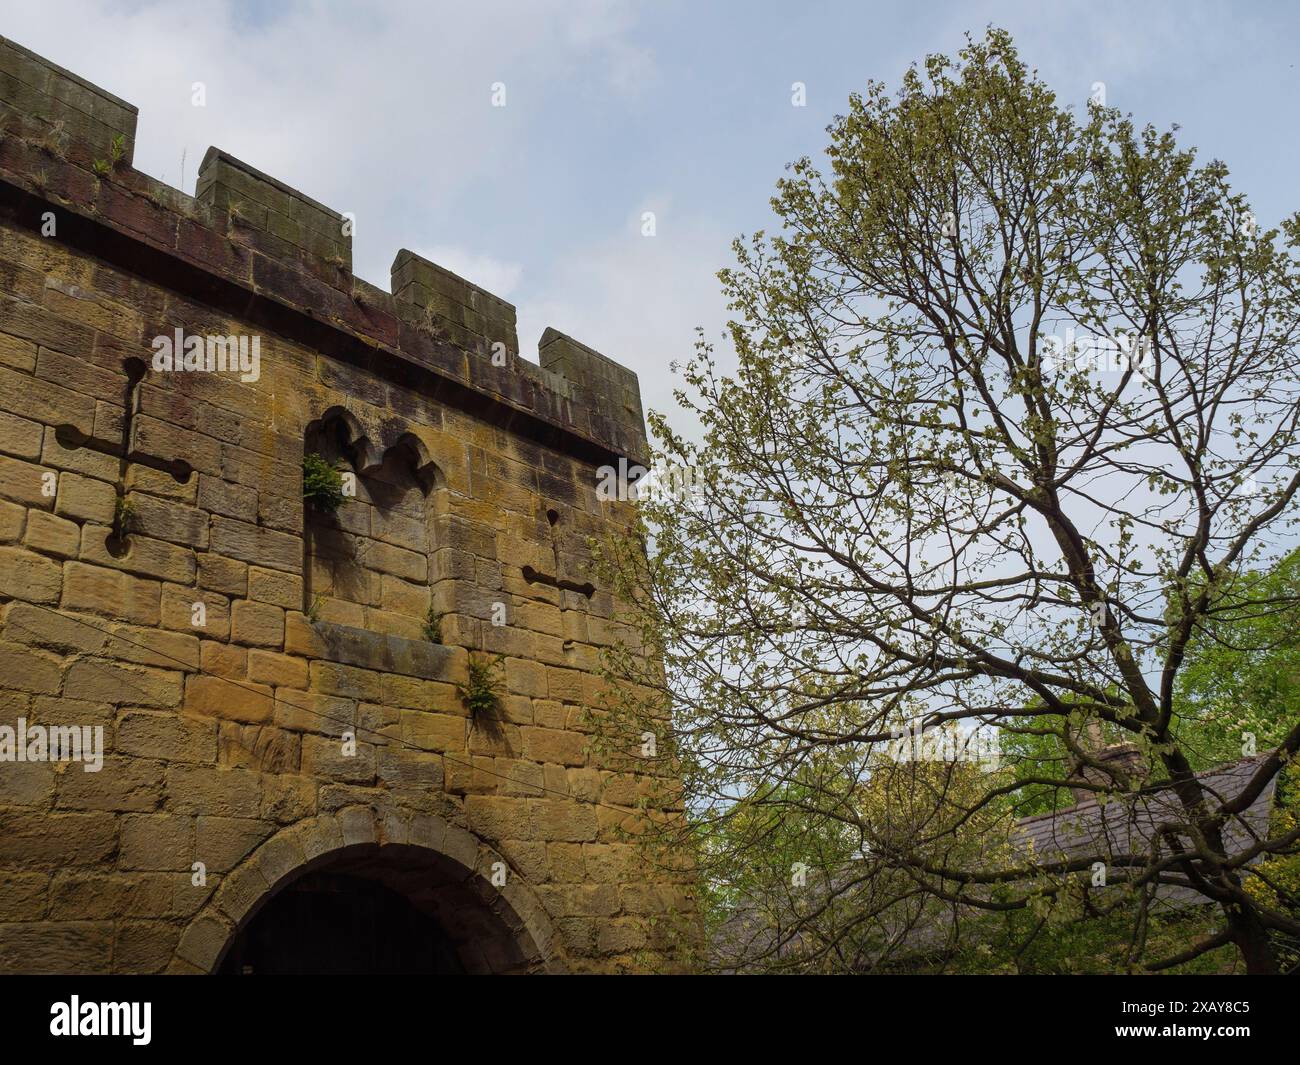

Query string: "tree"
[987, 551, 1300, 970]
[1174, 548, 1300, 768]
[595, 29, 1300, 973]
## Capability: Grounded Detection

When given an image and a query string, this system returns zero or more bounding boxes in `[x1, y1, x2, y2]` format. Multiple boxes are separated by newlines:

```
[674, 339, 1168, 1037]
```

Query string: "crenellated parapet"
[196, 148, 353, 273]
[0, 34, 648, 467]
[392, 249, 520, 360]
[0, 35, 138, 166]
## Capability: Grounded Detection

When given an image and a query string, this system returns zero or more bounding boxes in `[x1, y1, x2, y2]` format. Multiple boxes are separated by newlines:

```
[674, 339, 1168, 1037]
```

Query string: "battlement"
[0, 35, 647, 466]
[0, 35, 137, 166]
[196, 148, 353, 272]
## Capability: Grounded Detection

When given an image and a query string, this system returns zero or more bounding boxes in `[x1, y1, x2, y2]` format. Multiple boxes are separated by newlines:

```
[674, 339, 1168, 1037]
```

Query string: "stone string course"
[0, 35, 696, 974]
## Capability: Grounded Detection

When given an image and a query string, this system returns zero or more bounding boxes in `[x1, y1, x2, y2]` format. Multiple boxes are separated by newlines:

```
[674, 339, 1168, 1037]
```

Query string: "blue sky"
[3, 0, 1298, 437]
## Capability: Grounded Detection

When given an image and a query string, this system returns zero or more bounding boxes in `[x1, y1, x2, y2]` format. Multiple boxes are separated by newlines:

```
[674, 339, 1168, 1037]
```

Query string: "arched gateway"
[176, 809, 561, 975]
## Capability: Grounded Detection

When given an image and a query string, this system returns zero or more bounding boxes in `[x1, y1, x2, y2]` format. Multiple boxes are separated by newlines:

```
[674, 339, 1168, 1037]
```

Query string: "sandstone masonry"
[0, 36, 695, 974]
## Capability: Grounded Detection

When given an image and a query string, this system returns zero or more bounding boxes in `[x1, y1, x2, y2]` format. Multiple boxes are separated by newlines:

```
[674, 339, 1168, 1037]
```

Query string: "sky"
[2, 0, 1298, 441]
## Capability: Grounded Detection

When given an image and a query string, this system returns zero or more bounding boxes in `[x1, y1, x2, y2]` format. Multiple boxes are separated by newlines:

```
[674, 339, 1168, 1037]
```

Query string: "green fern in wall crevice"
[458, 654, 504, 722]
[302, 452, 348, 513]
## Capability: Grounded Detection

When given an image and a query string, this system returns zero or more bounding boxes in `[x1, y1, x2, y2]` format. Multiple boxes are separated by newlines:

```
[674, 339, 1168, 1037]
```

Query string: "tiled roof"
[1012, 754, 1278, 906]
[712, 754, 1281, 968]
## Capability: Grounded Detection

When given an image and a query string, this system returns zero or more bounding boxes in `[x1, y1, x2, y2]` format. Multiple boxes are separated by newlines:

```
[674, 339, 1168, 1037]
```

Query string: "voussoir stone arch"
[308, 404, 382, 473]
[170, 805, 566, 975]
[385, 429, 442, 490]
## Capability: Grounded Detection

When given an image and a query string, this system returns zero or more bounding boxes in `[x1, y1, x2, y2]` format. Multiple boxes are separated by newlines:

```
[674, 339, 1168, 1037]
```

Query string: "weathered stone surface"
[300, 732, 376, 784]
[466, 795, 533, 841]
[504, 657, 548, 698]
[0, 499, 26, 542]
[195, 816, 274, 872]
[260, 774, 317, 822]
[0, 639, 62, 693]
[531, 799, 600, 843]
[129, 494, 209, 548]
[54, 473, 115, 525]
[0, 872, 48, 920]
[63, 659, 182, 707]
[313, 620, 461, 680]
[0, 810, 118, 867]
[0, 762, 55, 806]
[0, 545, 61, 603]
[309, 659, 382, 701]
[165, 766, 262, 817]
[46, 873, 172, 925]
[0, 37, 696, 976]
[198, 475, 258, 523]
[199, 639, 246, 680]
[248, 566, 302, 609]
[211, 863, 268, 925]
[81, 525, 196, 585]
[55, 755, 164, 811]
[120, 814, 193, 870]
[198, 552, 248, 596]
[62, 562, 160, 624]
[247, 649, 308, 688]
[231, 599, 285, 648]
[337, 805, 377, 846]
[174, 914, 232, 970]
[22, 509, 80, 558]
[185, 674, 274, 723]
[521, 726, 588, 767]
[0, 410, 42, 460]
[0, 922, 114, 974]
[105, 624, 200, 671]
[161, 586, 230, 639]
[114, 921, 180, 973]
[3, 602, 104, 655]
[210, 517, 301, 573]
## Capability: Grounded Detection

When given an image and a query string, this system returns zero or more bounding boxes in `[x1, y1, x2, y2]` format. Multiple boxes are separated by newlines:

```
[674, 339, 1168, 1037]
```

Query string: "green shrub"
[457, 655, 504, 720]
[302, 452, 347, 512]
[422, 607, 444, 644]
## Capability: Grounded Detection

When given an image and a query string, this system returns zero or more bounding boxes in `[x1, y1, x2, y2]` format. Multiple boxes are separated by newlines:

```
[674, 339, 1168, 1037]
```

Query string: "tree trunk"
[1225, 905, 1279, 974]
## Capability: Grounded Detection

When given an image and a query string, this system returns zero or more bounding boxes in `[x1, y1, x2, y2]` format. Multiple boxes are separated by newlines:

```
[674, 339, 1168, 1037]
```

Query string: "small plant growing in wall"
[305, 592, 326, 624]
[302, 452, 348, 513]
[112, 495, 137, 537]
[38, 118, 68, 160]
[458, 654, 504, 722]
[422, 606, 444, 644]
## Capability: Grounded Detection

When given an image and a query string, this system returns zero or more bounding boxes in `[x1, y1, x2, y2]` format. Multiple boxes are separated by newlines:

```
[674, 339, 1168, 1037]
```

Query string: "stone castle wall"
[0, 35, 694, 973]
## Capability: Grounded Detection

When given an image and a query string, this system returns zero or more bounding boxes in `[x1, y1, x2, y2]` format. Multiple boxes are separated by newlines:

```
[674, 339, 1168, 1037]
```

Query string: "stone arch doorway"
[216, 845, 496, 974]
[176, 812, 562, 975]
[218, 866, 467, 974]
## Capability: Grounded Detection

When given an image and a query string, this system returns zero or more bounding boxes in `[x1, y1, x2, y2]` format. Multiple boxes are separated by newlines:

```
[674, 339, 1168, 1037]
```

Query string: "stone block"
[0, 545, 62, 603]
[185, 674, 274, 724]
[231, 599, 284, 648]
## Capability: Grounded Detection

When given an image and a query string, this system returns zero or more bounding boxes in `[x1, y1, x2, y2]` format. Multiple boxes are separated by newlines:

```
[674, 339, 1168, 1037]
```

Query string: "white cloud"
[2, 0, 721, 442]
[0, 0, 657, 291]
[517, 204, 733, 443]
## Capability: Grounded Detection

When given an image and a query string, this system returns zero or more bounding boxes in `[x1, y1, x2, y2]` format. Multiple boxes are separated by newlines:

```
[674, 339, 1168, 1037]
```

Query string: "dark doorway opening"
[218, 870, 466, 975]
